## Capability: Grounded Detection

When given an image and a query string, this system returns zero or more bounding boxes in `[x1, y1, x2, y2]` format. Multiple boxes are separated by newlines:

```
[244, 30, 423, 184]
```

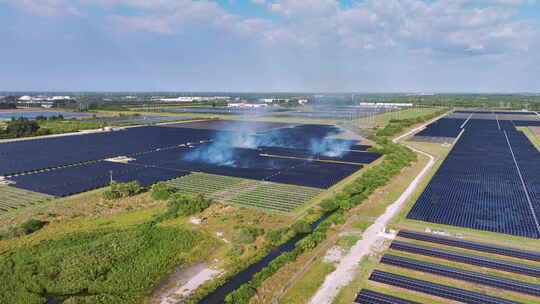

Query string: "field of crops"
[0, 186, 53, 213]
[164, 173, 322, 212]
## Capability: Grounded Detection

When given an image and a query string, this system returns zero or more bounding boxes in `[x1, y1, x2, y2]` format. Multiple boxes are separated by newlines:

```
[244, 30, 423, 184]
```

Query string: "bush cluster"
[102, 181, 143, 200]
[0, 117, 51, 139]
[157, 193, 212, 221]
[151, 182, 175, 201]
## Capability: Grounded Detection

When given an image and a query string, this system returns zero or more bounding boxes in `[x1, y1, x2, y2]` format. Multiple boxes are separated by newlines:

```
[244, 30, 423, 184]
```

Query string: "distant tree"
[6, 118, 40, 137]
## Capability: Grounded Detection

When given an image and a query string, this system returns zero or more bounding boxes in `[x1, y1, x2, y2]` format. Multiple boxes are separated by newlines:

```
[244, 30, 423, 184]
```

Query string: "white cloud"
[3, 0, 539, 59]
[0, 0, 81, 17]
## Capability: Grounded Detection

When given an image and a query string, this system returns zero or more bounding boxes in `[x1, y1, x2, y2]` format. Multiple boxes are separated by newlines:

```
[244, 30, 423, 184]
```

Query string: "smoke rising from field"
[181, 123, 352, 167]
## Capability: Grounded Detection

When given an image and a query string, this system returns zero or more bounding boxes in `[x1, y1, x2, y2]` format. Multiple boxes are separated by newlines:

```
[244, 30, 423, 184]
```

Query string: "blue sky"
[0, 0, 539, 92]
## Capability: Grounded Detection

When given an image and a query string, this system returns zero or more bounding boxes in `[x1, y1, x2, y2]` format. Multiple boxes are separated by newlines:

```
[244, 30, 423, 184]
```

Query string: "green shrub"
[320, 198, 339, 212]
[151, 182, 175, 201]
[265, 227, 288, 246]
[159, 193, 212, 220]
[103, 181, 143, 200]
[292, 220, 311, 234]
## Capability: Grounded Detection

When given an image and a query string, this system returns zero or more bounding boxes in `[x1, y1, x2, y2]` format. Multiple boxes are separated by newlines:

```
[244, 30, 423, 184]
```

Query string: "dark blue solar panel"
[455, 110, 536, 115]
[258, 146, 381, 164]
[0, 126, 226, 176]
[415, 118, 465, 138]
[130, 146, 362, 188]
[10, 161, 189, 196]
[407, 118, 540, 238]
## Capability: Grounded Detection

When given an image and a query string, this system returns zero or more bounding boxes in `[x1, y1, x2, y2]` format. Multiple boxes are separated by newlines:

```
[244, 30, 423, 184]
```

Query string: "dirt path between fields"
[307, 115, 444, 304]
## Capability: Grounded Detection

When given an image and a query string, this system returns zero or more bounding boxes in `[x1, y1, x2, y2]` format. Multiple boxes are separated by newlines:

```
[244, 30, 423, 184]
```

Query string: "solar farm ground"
[164, 173, 323, 213]
[0, 120, 373, 213]
[353, 230, 540, 304]
[405, 111, 540, 239]
[0, 186, 53, 214]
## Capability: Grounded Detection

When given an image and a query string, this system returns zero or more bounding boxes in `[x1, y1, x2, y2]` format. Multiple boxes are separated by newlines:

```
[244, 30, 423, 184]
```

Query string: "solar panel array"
[381, 254, 540, 297]
[407, 116, 540, 238]
[397, 230, 540, 262]
[354, 289, 419, 304]
[369, 270, 519, 304]
[131, 146, 362, 189]
[414, 117, 465, 138]
[10, 162, 189, 196]
[3, 123, 369, 196]
[0, 126, 222, 176]
[390, 240, 540, 277]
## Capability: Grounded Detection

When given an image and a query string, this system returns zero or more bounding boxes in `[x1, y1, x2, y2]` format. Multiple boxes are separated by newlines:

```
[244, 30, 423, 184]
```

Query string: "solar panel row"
[258, 146, 381, 164]
[381, 254, 540, 296]
[10, 162, 189, 196]
[0, 126, 222, 176]
[455, 110, 537, 115]
[369, 270, 519, 304]
[390, 240, 540, 277]
[397, 230, 540, 262]
[414, 118, 465, 138]
[354, 289, 419, 304]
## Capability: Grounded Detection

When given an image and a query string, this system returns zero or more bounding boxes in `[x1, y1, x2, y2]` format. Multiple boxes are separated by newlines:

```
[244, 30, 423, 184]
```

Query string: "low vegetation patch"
[0, 219, 48, 240]
[103, 181, 144, 200]
[0, 224, 210, 304]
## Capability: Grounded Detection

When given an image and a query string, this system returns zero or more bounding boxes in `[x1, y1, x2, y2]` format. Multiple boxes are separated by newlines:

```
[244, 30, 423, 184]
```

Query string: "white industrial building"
[159, 96, 231, 102]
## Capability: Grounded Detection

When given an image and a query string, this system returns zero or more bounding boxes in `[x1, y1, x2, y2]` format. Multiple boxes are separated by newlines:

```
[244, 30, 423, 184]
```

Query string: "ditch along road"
[307, 116, 445, 304]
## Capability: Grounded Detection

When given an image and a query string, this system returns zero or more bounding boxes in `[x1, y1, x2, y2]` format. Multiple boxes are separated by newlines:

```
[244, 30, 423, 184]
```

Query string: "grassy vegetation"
[277, 259, 336, 304]
[517, 126, 540, 152]
[355, 107, 444, 128]
[0, 224, 215, 304]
